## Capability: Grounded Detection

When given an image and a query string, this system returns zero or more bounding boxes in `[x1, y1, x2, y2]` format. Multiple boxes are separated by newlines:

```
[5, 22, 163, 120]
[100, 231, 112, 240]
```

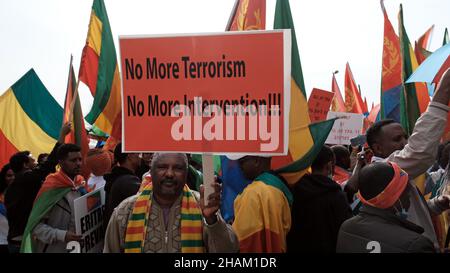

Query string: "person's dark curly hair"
[0, 164, 13, 194]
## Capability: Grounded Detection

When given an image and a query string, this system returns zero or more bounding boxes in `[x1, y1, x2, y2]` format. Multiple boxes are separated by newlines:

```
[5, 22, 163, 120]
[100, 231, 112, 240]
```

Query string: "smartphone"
[360, 146, 365, 160]
[350, 134, 367, 147]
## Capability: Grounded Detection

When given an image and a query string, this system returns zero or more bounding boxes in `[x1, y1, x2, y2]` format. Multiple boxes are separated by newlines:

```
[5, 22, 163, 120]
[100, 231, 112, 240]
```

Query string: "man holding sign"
[104, 153, 238, 253]
[21, 144, 87, 253]
[113, 30, 291, 253]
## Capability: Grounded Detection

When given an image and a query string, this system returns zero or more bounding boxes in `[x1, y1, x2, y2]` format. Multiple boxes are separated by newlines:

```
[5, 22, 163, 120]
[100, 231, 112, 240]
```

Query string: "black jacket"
[4, 142, 61, 242]
[336, 205, 436, 253]
[135, 161, 150, 181]
[103, 166, 140, 229]
[287, 174, 352, 253]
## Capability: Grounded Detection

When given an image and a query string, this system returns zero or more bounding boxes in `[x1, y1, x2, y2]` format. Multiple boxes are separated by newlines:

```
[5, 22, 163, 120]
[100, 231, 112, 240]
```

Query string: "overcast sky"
[0, 0, 449, 116]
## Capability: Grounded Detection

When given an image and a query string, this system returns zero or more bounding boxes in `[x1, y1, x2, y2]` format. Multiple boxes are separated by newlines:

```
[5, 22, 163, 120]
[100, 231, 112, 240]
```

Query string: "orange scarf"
[36, 171, 86, 201]
[358, 161, 408, 209]
[333, 166, 351, 184]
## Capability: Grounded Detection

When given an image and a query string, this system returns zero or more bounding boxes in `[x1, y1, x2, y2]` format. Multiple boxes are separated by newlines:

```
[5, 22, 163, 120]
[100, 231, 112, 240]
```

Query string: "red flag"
[415, 25, 434, 65]
[368, 104, 381, 124]
[344, 63, 365, 114]
[363, 97, 369, 114]
[331, 73, 346, 112]
[103, 114, 121, 152]
[227, 0, 265, 31]
[380, 0, 403, 121]
[63, 56, 90, 180]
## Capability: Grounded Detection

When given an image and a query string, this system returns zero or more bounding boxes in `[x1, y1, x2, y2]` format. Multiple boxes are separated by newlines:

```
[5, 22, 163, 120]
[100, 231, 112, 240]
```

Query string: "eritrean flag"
[344, 62, 366, 115]
[0, 69, 63, 167]
[220, 0, 266, 223]
[226, 0, 265, 31]
[331, 73, 346, 112]
[271, 0, 335, 185]
[380, 0, 402, 123]
[80, 0, 121, 137]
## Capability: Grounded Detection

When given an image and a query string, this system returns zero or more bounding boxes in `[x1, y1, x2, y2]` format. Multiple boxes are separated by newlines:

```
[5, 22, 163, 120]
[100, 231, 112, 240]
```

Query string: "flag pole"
[225, 0, 240, 31]
[68, 78, 80, 123]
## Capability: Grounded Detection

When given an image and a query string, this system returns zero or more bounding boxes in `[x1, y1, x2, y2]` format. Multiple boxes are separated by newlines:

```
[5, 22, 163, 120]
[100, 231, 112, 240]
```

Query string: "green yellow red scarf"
[124, 182, 204, 253]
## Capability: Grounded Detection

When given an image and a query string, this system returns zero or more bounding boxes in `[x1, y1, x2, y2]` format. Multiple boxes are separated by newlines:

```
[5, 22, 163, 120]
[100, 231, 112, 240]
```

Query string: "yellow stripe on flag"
[87, 11, 103, 56]
[288, 78, 314, 161]
[94, 112, 113, 134]
[0, 89, 56, 157]
[100, 66, 122, 123]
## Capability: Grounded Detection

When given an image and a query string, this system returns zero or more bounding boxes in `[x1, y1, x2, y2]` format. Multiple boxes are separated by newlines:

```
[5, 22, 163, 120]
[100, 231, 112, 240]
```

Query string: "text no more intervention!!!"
[127, 95, 281, 152]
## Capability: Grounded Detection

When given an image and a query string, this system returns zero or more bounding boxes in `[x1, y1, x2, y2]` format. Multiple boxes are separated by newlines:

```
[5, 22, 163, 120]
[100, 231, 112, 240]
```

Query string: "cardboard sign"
[74, 186, 106, 253]
[325, 111, 364, 145]
[119, 30, 291, 155]
[307, 88, 334, 121]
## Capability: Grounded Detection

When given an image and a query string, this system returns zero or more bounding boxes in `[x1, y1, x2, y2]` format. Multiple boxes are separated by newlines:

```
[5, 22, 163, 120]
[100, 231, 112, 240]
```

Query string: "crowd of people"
[0, 69, 449, 253]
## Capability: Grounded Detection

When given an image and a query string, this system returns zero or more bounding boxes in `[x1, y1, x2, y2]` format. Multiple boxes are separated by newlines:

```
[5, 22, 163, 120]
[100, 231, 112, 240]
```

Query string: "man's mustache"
[161, 179, 177, 184]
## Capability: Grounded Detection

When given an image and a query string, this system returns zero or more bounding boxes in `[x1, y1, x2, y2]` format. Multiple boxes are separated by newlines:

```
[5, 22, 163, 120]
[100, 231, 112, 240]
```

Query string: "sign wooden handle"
[201, 154, 214, 206]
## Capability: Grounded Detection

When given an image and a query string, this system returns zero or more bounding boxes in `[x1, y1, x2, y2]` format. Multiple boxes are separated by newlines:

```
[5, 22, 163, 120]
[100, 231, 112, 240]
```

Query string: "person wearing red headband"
[362, 69, 450, 250]
[336, 161, 436, 253]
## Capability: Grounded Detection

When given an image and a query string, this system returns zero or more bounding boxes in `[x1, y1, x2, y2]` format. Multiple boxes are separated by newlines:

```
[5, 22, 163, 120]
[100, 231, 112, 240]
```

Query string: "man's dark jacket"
[4, 142, 61, 242]
[103, 166, 140, 229]
[336, 205, 436, 253]
[287, 174, 352, 253]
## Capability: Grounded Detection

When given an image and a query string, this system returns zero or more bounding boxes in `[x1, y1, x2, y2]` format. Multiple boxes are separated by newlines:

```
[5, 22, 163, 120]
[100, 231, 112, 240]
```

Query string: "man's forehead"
[66, 151, 82, 159]
[381, 123, 405, 135]
[154, 153, 186, 164]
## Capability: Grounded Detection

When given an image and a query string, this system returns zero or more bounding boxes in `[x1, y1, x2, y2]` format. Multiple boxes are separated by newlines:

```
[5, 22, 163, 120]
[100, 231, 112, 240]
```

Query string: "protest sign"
[325, 111, 364, 145]
[74, 186, 105, 253]
[307, 88, 334, 121]
[119, 30, 291, 155]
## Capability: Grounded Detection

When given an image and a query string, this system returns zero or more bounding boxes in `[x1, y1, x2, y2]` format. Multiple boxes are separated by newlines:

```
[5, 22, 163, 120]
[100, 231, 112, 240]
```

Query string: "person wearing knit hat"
[85, 149, 112, 190]
[336, 161, 436, 253]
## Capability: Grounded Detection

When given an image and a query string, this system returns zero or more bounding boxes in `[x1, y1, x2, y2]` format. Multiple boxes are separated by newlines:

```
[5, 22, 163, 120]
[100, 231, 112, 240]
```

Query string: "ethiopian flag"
[0, 69, 63, 167]
[63, 56, 90, 180]
[21, 171, 86, 253]
[414, 25, 434, 65]
[79, 0, 121, 136]
[272, 0, 335, 185]
[398, 4, 430, 135]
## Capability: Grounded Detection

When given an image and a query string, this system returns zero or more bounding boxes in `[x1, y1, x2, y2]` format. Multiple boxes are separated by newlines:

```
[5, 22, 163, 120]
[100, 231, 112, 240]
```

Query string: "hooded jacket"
[287, 174, 352, 253]
[337, 205, 436, 253]
[103, 166, 140, 230]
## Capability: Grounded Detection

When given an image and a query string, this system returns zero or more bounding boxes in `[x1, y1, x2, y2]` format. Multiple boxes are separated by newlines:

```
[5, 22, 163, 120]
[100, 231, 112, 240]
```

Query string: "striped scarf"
[124, 183, 204, 253]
